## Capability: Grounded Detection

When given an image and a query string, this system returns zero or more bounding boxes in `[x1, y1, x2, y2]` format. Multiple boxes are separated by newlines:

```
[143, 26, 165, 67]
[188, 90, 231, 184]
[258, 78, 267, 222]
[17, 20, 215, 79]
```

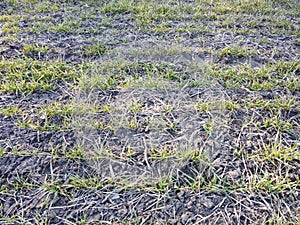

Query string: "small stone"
[177, 190, 185, 199]
[227, 169, 240, 179]
[200, 197, 214, 209]
[111, 194, 120, 200]
[181, 212, 192, 223]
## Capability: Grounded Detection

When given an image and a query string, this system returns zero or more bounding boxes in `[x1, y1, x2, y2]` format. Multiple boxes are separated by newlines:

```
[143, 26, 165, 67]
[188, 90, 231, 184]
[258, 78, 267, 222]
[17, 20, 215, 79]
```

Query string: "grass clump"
[82, 43, 106, 56]
[218, 46, 254, 58]
[102, 0, 134, 14]
[210, 61, 299, 91]
[22, 43, 50, 55]
[245, 98, 296, 111]
[0, 57, 81, 94]
[259, 143, 299, 162]
[0, 106, 23, 117]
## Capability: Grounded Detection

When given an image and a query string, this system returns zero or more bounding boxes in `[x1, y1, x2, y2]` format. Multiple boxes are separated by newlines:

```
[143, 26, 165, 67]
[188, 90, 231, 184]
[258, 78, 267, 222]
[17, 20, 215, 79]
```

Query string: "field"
[0, 0, 299, 224]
